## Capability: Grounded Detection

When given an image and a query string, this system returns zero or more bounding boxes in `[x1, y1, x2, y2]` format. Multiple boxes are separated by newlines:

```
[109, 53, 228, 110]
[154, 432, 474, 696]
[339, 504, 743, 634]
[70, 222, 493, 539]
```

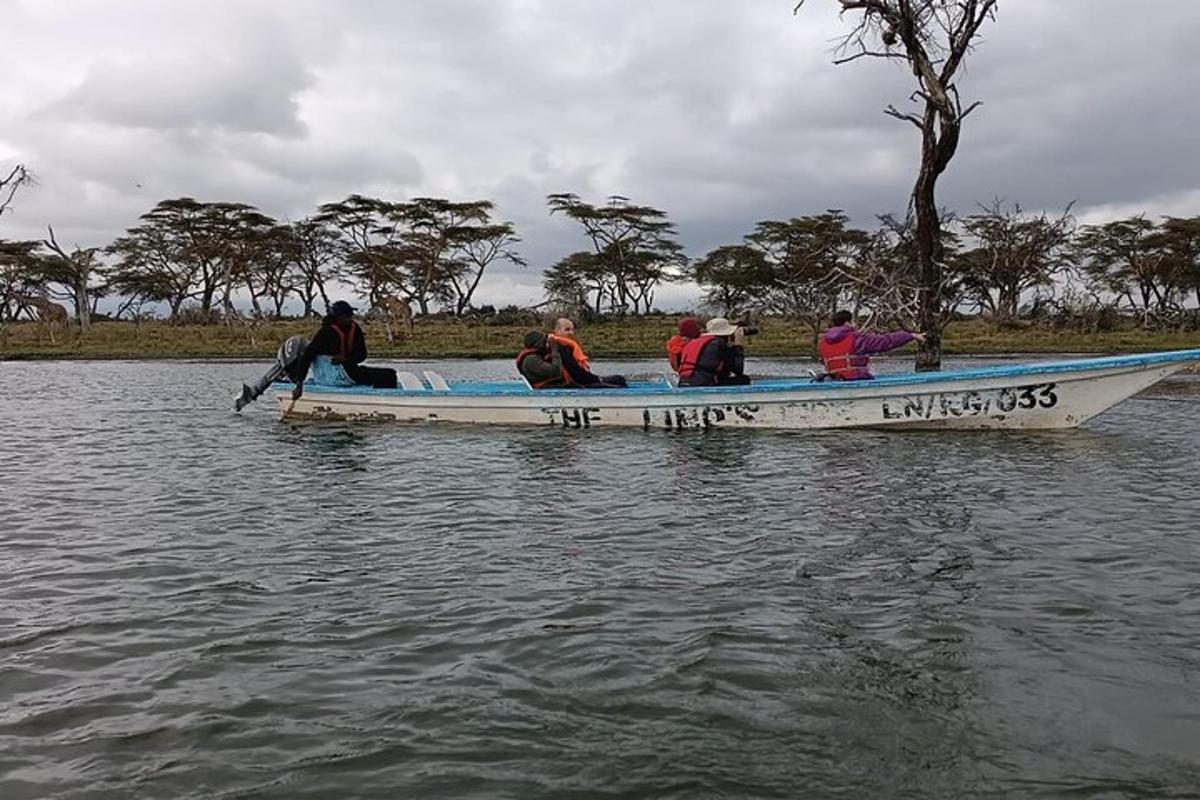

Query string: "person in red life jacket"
[547, 318, 628, 388]
[677, 317, 751, 387]
[666, 318, 702, 373]
[817, 309, 926, 380]
[515, 330, 568, 388]
[289, 300, 399, 399]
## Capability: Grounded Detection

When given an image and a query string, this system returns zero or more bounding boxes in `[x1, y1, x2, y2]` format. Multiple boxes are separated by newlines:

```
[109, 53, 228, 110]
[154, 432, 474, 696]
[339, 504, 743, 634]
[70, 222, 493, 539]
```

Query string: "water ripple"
[2, 358, 1199, 798]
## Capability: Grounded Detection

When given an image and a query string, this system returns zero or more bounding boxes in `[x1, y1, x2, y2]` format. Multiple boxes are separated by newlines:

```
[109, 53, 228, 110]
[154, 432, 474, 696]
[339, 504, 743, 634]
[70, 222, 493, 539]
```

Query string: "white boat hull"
[275, 350, 1200, 431]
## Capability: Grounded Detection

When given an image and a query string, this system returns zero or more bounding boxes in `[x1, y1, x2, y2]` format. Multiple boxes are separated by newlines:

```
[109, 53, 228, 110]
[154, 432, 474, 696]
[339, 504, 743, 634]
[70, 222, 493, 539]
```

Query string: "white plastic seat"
[396, 371, 425, 390]
[423, 370, 450, 391]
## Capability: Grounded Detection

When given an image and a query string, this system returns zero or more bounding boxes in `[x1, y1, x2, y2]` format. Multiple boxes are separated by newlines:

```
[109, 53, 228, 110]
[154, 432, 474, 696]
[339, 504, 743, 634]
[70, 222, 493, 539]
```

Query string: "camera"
[734, 323, 759, 336]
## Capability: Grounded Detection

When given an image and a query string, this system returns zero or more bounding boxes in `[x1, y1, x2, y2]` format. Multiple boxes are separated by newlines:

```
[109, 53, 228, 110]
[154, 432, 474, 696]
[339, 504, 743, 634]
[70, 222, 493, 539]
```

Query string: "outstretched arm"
[854, 329, 918, 354]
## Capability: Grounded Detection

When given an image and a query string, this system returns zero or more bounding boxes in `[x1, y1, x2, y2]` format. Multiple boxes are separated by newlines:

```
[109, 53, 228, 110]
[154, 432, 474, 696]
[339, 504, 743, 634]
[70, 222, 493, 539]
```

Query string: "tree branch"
[884, 105, 924, 129]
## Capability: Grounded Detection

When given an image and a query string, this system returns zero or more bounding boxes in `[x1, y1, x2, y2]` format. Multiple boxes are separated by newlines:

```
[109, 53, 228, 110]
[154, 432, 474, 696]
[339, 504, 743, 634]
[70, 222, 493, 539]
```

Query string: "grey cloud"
[38, 35, 312, 138]
[4, 0, 1200, 310]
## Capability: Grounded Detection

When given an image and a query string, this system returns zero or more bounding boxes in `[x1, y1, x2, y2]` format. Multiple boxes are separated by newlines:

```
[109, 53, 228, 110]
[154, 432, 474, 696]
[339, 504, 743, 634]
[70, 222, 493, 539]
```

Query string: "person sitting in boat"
[289, 300, 399, 399]
[817, 310, 926, 380]
[516, 330, 567, 388]
[666, 318, 702, 374]
[548, 318, 628, 388]
[677, 318, 751, 387]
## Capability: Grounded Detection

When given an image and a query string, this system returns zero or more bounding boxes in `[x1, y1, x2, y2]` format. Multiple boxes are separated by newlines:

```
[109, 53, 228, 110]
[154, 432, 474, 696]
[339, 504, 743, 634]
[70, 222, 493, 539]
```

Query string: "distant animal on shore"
[371, 295, 414, 343]
[17, 294, 69, 344]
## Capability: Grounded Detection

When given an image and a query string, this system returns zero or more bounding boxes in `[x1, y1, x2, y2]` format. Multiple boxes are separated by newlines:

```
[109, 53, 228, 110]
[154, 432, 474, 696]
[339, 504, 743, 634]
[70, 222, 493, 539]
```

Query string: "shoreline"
[3, 318, 1200, 362]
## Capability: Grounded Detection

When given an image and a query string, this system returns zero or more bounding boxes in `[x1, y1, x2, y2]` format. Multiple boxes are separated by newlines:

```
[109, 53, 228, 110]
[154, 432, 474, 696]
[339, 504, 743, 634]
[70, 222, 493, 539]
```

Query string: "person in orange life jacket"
[515, 330, 567, 388]
[547, 318, 628, 388]
[817, 309, 926, 380]
[666, 318, 702, 373]
[289, 300, 399, 399]
[677, 317, 751, 387]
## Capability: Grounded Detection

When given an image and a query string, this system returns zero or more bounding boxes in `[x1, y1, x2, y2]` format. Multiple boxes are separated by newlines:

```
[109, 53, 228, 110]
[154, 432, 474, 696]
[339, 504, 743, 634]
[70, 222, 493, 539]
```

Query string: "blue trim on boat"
[276, 349, 1200, 398]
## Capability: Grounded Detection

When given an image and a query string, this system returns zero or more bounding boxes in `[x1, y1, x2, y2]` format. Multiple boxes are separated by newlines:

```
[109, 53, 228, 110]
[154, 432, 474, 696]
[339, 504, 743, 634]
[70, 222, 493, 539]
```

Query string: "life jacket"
[515, 347, 569, 388]
[330, 321, 362, 363]
[817, 330, 871, 379]
[677, 335, 722, 382]
[666, 335, 691, 373]
[547, 333, 590, 371]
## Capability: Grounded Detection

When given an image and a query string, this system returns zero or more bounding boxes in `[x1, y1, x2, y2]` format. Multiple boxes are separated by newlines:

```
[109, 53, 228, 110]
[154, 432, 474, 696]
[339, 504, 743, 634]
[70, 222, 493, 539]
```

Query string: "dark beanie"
[523, 330, 546, 349]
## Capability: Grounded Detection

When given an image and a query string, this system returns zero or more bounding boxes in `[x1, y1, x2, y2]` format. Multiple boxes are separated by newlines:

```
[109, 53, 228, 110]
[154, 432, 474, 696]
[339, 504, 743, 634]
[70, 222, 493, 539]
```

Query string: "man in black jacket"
[290, 301, 398, 398]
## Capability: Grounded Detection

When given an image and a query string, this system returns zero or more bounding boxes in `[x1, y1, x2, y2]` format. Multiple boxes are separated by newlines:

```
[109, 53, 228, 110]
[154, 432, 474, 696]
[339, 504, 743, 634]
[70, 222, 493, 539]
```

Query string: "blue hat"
[329, 300, 356, 317]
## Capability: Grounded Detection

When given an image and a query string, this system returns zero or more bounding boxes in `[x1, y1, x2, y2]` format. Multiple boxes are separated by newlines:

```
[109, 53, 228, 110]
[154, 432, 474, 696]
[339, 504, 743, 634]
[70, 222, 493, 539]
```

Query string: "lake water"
[2, 356, 1199, 799]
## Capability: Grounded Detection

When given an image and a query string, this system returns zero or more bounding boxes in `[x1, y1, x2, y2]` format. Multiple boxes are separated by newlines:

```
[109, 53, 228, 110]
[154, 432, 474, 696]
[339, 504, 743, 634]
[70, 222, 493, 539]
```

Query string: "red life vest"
[515, 347, 569, 388]
[330, 321, 362, 363]
[665, 335, 691, 373]
[547, 333, 590, 371]
[817, 330, 871, 379]
[677, 335, 722, 381]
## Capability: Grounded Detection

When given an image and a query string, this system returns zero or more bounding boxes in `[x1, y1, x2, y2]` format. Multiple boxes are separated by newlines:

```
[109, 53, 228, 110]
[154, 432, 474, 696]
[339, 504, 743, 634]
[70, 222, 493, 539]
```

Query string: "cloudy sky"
[2, 0, 1199, 309]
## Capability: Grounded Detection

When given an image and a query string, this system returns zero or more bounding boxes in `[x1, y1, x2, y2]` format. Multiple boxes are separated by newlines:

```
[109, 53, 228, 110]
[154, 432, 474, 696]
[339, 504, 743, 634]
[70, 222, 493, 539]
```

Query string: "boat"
[273, 349, 1200, 430]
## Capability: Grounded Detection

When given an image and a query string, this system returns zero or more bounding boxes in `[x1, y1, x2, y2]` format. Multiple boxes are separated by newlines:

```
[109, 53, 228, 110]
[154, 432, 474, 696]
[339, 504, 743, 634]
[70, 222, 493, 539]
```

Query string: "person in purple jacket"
[817, 310, 926, 380]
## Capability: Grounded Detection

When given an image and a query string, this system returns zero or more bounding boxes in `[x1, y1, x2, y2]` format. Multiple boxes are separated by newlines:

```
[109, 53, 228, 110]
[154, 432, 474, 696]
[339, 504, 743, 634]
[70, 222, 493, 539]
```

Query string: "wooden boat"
[274, 349, 1200, 430]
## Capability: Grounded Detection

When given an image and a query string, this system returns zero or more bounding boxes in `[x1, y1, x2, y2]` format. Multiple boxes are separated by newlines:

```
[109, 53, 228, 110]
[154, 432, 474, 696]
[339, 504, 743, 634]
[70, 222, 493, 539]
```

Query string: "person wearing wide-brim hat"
[289, 300, 398, 399]
[676, 317, 751, 387]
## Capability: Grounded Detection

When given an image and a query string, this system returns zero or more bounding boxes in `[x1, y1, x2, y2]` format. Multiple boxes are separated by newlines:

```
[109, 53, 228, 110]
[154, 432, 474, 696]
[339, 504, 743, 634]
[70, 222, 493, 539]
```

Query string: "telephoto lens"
[740, 326, 760, 336]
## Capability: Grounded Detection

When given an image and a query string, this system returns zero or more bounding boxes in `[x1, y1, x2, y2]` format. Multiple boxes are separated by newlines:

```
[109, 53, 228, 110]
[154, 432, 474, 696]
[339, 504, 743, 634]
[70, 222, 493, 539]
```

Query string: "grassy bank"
[3, 317, 1200, 361]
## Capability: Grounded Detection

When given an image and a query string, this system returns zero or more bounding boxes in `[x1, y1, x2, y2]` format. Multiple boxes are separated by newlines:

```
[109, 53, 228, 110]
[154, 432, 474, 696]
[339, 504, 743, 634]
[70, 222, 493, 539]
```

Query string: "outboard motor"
[233, 335, 309, 412]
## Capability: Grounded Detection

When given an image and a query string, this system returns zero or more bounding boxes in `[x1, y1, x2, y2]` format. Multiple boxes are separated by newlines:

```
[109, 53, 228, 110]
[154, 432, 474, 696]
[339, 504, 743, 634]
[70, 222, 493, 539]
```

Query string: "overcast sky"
[2, 0, 1199, 309]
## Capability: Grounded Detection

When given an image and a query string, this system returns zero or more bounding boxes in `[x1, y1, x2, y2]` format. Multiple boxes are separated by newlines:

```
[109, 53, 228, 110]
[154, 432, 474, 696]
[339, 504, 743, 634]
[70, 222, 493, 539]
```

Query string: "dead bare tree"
[1, 164, 33, 221]
[796, 0, 998, 369]
[42, 225, 101, 335]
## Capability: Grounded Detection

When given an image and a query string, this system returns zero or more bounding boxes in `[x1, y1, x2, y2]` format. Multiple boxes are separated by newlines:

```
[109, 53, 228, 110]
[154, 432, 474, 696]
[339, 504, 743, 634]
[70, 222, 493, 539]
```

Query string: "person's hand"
[291, 383, 304, 400]
[912, 332, 928, 344]
[732, 327, 747, 346]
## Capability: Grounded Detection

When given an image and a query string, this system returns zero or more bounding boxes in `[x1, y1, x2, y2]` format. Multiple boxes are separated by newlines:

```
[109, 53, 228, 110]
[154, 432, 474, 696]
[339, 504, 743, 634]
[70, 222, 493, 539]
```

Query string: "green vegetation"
[4, 317, 1199, 361]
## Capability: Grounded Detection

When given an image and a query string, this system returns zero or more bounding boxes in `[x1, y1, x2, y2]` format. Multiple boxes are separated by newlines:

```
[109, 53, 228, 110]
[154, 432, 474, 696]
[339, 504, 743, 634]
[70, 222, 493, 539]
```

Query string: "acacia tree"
[1152, 216, 1200, 311]
[448, 222, 525, 316]
[959, 202, 1074, 320]
[691, 244, 774, 317]
[107, 219, 195, 317]
[314, 194, 404, 309]
[543, 251, 610, 315]
[0, 240, 45, 322]
[751, 211, 869, 348]
[798, 0, 998, 369]
[395, 198, 517, 316]
[547, 193, 685, 315]
[0, 165, 39, 326]
[290, 219, 342, 316]
[1074, 216, 1184, 327]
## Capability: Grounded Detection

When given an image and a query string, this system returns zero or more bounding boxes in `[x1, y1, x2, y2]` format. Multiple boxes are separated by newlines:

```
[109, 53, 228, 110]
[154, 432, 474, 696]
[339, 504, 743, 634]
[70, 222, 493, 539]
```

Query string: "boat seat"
[397, 371, 425, 390]
[424, 370, 451, 391]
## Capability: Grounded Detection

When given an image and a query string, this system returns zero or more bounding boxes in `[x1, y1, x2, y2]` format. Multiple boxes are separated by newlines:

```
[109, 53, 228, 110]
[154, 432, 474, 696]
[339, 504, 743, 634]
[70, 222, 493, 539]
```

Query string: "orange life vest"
[817, 330, 871, 379]
[666, 335, 691, 373]
[330, 321, 362, 363]
[515, 347, 570, 388]
[677, 335, 722, 381]
[548, 333, 590, 371]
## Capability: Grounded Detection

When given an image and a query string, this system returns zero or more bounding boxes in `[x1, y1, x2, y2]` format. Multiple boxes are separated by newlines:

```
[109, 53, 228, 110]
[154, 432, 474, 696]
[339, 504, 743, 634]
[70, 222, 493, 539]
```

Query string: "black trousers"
[679, 373, 751, 387]
[345, 363, 398, 389]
